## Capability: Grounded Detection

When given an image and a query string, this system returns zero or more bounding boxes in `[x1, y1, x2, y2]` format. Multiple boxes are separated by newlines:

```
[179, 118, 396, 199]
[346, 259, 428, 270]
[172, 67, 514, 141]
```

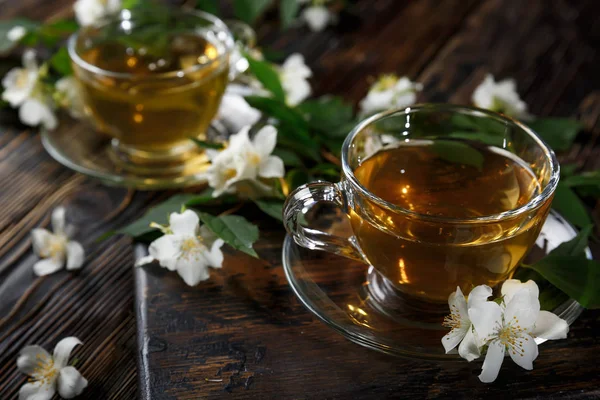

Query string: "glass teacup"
[68, 7, 240, 173]
[283, 105, 559, 303]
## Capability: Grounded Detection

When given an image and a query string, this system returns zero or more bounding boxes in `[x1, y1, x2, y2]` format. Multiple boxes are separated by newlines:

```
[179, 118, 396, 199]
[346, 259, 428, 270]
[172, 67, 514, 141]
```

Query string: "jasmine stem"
[149, 222, 172, 234]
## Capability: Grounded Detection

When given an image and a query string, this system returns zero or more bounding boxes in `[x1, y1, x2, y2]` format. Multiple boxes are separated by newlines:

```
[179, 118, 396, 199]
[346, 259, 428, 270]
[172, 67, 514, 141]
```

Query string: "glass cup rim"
[67, 8, 234, 80]
[341, 103, 560, 224]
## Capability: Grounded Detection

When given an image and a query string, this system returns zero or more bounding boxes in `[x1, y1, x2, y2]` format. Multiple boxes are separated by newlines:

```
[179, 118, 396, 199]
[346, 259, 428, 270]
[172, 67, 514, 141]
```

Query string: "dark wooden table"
[1, 0, 600, 399]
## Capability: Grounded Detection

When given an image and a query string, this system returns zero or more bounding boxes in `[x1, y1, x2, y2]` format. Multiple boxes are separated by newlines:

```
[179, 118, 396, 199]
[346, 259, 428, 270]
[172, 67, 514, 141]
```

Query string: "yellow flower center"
[442, 304, 462, 331]
[48, 240, 66, 258]
[180, 237, 200, 253]
[374, 74, 398, 91]
[29, 353, 58, 386]
[178, 236, 206, 261]
[248, 152, 261, 166]
[40, 236, 67, 259]
[16, 71, 30, 89]
[496, 316, 530, 357]
[224, 168, 237, 180]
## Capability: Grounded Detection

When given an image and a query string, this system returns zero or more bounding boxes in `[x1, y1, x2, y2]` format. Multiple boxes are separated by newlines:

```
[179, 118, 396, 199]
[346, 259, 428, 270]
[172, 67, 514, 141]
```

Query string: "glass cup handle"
[283, 181, 365, 262]
[224, 20, 256, 80]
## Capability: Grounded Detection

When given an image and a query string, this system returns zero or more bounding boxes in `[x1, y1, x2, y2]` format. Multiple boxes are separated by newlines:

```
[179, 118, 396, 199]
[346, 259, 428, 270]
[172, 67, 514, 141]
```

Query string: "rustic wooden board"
[0, 0, 599, 399]
[135, 0, 600, 399]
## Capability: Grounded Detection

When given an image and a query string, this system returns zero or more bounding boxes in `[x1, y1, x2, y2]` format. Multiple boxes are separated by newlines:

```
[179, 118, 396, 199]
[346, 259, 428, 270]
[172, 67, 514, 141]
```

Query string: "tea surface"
[350, 142, 546, 302]
[355, 142, 540, 218]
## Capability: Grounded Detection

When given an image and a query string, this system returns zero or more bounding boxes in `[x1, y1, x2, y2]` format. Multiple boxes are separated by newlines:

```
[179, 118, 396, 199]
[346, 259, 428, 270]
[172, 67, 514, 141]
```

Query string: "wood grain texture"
[137, 0, 600, 399]
[0, 0, 598, 399]
[137, 226, 600, 400]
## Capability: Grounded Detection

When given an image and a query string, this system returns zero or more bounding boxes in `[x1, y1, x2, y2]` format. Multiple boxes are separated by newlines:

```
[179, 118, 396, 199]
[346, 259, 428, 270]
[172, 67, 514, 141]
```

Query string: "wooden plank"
[135, 0, 600, 399]
[0, 120, 158, 399]
[0, 0, 598, 398]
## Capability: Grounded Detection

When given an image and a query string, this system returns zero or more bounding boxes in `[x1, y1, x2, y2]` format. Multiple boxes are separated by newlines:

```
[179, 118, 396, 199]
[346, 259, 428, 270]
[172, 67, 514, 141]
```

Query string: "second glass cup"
[283, 105, 559, 303]
[68, 7, 243, 172]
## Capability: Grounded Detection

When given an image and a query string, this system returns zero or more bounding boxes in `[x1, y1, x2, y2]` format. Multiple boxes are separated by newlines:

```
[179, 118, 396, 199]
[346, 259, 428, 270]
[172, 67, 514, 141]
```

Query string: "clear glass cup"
[68, 7, 242, 173]
[283, 104, 560, 303]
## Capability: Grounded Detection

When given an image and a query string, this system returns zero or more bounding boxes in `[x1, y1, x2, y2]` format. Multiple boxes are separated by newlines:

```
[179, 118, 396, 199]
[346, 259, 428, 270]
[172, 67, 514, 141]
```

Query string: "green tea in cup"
[68, 8, 234, 170]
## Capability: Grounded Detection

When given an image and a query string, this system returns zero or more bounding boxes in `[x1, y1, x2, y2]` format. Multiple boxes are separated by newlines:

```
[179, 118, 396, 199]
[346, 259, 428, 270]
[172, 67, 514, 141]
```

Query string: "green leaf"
[273, 148, 303, 167]
[309, 163, 340, 179]
[95, 229, 117, 242]
[122, 0, 143, 9]
[450, 113, 507, 135]
[233, 0, 273, 24]
[0, 19, 39, 52]
[198, 212, 259, 258]
[297, 96, 355, 138]
[280, 0, 300, 29]
[446, 131, 506, 148]
[117, 194, 201, 238]
[526, 118, 583, 152]
[191, 137, 224, 150]
[262, 47, 286, 63]
[560, 163, 578, 178]
[524, 256, 600, 309]
[276, 125, 321, 161]
[41, 19, 79, 35]
[513, 268, 569, 311]
[285, 168, 310, 191]
[562, 170, 600, 198]
[549, 224, 593, 258]
[49, 47, 72, 75]
[184, 188, 239, 206]
[254, 199, 284, 221]
[196, 0, 220, 15]
[245, 55, 285, 102]
[244, 96, 320, 160]
[430, 140, 484, 171]
[319, 136, 344, 158]
[31, 19, 79, 48]
[575, 186, 600, 199]
[443, 113, 509, 147]
[552, 182, 591, 228]
[521, 225, 598, 309]
[245, 95, 306, 128]
[563, 171, 600, 188]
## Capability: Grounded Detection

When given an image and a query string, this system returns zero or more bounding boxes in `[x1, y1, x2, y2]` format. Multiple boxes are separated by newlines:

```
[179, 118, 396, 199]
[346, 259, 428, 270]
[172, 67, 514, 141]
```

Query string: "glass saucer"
[282, 210, 589, 360]
[41, 113, 228, 190]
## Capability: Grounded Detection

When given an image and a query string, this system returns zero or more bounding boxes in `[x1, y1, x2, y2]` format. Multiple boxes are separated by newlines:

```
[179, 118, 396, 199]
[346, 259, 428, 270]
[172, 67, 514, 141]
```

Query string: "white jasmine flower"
[19, 98, 58, 130]
[472, 74, 531, 120]
[217, 90, 261, 133]
[441, 285, 492, 361]
[55, 76, 85, 118]
[359, 74, 422, 116]
[469, 280, 569, 383]
[2, 50, 57, 130]
[206, 125, 284, 198]
[279, 53, 312, 106]
[17, 337, 88, 400]
[7, 25, 27, 42]
[301, 4, 333, 32]
[31, 207, 84, 276]
[135, 210, 224, 286]
[74, 0, 122, 27]
[2, 50, 40, 107]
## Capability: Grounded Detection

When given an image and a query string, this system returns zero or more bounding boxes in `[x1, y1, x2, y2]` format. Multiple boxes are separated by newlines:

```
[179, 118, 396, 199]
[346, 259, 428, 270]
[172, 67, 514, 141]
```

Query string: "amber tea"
[350, 141, 548, 302]
[73, 32, 228, 155]
[284, 106, 558, 309]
